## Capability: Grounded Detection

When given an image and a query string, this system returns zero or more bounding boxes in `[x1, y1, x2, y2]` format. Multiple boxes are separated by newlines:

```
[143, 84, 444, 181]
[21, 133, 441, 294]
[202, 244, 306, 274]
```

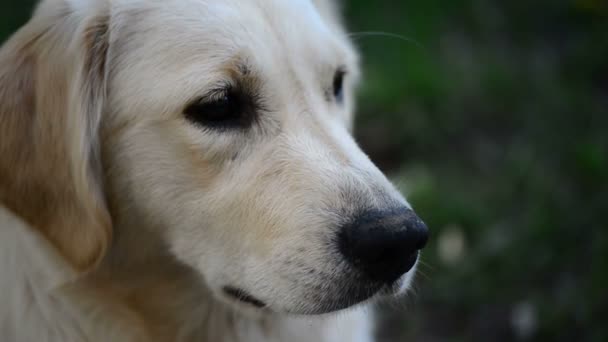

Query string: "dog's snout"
[338, 208, 429, 284]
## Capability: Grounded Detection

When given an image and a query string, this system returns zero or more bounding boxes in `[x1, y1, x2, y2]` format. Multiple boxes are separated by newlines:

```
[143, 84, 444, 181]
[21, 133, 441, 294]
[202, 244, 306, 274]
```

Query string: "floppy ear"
[0, 2, 111, 272]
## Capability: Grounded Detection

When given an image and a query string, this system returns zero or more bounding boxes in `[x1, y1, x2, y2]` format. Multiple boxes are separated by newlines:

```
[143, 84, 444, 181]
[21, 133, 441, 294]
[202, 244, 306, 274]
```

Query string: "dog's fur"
[0, 0, 419, 341]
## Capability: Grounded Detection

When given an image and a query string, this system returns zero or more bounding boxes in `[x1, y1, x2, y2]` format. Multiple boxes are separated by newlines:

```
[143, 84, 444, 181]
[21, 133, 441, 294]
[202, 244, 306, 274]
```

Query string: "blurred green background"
[2, 1, 606, 341]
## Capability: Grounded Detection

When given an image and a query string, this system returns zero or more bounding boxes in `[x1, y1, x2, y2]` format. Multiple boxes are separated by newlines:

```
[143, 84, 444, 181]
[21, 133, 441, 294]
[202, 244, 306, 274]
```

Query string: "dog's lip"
[222, 286, 267, 308]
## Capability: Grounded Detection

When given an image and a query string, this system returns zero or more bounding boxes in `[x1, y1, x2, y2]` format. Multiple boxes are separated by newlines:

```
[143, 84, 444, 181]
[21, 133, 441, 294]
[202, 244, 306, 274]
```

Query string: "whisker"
[415, 269, 431, 281]
[417, 259, 435, 271]
[347, 31, 428, 53]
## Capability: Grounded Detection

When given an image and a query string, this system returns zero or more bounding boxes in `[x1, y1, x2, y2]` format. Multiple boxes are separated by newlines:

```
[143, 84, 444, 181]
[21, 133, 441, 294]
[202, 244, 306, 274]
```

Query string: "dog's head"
[0, 0, 428, 315]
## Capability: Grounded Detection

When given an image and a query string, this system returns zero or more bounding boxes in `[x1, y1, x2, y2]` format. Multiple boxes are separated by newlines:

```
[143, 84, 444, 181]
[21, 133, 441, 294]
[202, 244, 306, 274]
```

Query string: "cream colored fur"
[0, 0, 418, 341]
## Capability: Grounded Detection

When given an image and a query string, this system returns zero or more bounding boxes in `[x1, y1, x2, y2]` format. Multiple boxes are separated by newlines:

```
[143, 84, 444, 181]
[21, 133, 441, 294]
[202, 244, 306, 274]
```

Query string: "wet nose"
[338, 208, 429, 285]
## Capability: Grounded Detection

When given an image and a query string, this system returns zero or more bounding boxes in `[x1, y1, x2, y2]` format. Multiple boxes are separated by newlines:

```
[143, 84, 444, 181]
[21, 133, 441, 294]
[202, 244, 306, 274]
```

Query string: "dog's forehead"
[109, 0, 355, 116]
[114, 0, 347, 67]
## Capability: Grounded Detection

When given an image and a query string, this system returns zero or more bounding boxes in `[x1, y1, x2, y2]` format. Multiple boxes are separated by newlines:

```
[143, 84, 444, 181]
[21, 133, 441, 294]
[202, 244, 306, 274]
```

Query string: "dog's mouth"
[222, 286, 267, 308]
[220, 260, 417, 314]
[221, 275, 412, 314]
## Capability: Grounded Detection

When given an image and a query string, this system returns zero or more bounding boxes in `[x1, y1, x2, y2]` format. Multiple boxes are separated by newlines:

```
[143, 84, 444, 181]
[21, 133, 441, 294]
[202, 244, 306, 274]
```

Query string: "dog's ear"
[0, 2, 111, 273]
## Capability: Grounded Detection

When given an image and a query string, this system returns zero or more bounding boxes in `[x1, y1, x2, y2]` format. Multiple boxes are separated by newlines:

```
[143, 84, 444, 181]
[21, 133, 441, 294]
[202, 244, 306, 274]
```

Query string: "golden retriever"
[0, 0, 429, 341]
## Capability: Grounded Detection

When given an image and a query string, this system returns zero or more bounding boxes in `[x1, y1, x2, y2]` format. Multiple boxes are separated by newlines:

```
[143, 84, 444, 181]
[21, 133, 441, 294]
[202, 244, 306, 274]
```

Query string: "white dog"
[0, 0, 429, 341]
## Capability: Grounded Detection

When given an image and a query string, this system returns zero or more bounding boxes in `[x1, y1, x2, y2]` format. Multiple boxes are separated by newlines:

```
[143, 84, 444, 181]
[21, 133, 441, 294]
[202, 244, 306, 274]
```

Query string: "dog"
[0, 0, 429, 341]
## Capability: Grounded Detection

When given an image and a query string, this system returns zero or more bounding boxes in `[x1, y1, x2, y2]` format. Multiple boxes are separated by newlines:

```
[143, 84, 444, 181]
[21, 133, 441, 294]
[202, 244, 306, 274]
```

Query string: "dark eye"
[332, 69, 346, 103]
[184, 88, 254, 130]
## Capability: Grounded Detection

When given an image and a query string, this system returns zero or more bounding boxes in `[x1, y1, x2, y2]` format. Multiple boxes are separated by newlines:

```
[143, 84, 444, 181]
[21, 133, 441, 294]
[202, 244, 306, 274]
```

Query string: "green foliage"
[0, 1, 35, 43]
[345, 0, 607, 341]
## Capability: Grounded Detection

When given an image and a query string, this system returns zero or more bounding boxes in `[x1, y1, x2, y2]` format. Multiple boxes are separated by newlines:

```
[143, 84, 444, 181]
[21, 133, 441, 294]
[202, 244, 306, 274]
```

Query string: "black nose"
[338, 208, 429, 284]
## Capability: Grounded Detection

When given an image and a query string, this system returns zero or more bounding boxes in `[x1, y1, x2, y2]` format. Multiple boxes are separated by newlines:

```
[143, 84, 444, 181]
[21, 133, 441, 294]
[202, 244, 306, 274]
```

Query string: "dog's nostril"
[338, 208, 429, 284]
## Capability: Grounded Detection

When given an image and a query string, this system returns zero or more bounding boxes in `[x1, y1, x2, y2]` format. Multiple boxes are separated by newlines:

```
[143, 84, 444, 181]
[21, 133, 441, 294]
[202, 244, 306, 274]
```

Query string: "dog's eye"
[332, 69, 346, 103]
[184, 88, 254, 130]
